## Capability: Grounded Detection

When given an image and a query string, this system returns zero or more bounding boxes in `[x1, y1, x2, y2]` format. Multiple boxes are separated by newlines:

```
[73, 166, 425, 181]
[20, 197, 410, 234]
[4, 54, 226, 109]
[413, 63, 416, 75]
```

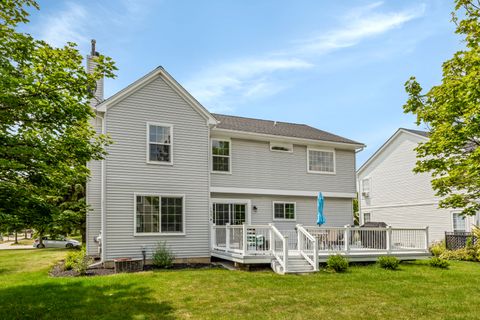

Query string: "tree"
[0, 0, 116, 239]
[404, 0, 480, 217]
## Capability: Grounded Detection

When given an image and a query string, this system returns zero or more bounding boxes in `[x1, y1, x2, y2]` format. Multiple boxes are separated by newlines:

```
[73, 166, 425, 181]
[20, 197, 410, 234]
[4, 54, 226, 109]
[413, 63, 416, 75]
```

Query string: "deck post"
[344, 225, 350, 252]
[425, 226, 429, 251]
[226, 223, 230, 252]
[283, 235, 288, 272]
[386, 225, 392, 254]
[313, 235, 319, 271]
[269, 223, 274, 254]
[296, 224, 302, 251]
[242, 223, 247, 255]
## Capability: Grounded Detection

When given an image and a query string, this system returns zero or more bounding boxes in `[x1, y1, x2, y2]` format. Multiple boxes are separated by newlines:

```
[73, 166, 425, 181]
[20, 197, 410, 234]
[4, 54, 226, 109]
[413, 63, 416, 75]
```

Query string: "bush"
[429, 241, 446, 257]
[64, 247, 91, 275]
[377, 256, 400, 270]
[153, 242, 175, 268]
[326, 254, 349, 272]
[429, 257, 450, 269]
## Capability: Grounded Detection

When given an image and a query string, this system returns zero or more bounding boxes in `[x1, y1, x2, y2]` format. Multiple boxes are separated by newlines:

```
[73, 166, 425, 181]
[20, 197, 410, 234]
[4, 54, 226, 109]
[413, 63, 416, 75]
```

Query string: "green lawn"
[0, 250, 479, 320]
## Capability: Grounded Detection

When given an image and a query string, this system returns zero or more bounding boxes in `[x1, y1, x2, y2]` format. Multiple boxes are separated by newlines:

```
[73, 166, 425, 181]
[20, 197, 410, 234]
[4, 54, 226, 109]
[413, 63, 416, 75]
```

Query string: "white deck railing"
[212, 224, 429, 256]
[297, 224, 318, 271]
[270, 224, 288, 272]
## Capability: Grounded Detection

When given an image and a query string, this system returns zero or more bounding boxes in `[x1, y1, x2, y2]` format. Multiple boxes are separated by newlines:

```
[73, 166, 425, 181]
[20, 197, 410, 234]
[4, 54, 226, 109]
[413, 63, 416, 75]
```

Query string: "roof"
[357, 128, 429, 174]
[401, 128, 429, 138]
[212, 113, 363, 146]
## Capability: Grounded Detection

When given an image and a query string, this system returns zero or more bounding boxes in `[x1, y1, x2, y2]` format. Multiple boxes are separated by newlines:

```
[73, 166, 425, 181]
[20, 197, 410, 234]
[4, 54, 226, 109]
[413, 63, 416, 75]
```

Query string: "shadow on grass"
[0, 281, 175, 320]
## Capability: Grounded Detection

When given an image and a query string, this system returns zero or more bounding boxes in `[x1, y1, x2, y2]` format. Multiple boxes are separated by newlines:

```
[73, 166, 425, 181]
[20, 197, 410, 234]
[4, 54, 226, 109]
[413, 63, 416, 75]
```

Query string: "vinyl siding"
[104, 75, 210, 261]
[357, 131, 476, 243]
[211, 193, 353, 230]
[211, 138, 356, 193]
[86, 116, 103, 256]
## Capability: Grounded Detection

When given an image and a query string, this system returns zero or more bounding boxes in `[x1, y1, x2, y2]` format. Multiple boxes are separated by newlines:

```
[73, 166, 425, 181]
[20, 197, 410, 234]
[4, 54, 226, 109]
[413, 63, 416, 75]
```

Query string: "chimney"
[86, 39, 104, 107]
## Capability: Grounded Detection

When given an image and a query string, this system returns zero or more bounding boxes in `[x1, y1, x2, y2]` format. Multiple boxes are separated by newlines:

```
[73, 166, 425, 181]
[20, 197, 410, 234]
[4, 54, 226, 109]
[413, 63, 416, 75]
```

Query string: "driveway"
[0, 242, 34, 250]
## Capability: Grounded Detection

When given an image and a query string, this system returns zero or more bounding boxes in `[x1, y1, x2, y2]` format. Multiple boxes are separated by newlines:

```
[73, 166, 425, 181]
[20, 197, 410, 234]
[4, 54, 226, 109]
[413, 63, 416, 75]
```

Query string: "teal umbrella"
[317, 192, 326, 226]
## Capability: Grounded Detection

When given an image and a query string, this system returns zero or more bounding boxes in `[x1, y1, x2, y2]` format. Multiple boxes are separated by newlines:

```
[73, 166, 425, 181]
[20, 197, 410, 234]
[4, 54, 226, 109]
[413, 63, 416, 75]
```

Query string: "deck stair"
[271, 253, 316, 274]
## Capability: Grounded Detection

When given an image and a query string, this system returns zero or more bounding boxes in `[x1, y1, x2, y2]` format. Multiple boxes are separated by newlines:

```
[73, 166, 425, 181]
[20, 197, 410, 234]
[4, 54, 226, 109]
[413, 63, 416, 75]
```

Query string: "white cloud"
[187, 2, 425, 110]
[37, 2, 88, 48]
[186, 58, 313, 112]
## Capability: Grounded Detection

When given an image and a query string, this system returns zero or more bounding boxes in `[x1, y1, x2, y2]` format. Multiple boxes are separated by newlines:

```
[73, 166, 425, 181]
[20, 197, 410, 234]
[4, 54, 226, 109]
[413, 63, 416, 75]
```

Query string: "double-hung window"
[135, 194, 184, 234]
[307, 148, 335, 174]
[452, 212, 466, 233]
[212, 139, 231, 173]
[273, 202, 296, 220]
[147, 123, 172, 164]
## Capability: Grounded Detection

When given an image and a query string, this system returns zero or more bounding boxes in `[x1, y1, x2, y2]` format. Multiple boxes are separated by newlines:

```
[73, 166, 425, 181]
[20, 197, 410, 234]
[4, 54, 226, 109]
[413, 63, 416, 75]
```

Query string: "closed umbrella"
[317, 192, 326, 226]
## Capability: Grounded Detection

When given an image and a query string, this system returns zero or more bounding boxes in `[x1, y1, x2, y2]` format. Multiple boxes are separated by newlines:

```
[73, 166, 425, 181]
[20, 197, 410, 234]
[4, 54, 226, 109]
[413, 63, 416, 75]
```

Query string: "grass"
[0, 250, 479, 319]
[10, 238, 34, 246]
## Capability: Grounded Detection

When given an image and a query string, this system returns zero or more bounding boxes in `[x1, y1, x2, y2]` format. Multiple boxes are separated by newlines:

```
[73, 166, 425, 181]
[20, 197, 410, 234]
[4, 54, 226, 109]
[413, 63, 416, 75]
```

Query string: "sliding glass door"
[212, 201, 248, 225]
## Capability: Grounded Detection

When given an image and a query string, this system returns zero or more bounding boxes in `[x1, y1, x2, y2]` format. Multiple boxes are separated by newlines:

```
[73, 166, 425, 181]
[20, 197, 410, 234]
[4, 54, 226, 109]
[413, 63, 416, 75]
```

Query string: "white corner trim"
[210, 187, 355, 198]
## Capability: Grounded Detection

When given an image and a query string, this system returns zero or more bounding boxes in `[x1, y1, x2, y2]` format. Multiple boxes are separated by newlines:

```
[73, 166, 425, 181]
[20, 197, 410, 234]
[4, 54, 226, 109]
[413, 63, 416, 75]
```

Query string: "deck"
[211, 224, 431, 273]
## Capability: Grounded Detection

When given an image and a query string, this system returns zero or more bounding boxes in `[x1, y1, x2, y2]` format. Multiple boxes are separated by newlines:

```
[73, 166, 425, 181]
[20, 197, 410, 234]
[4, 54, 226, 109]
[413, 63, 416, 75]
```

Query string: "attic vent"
[270, 142, 293, 153]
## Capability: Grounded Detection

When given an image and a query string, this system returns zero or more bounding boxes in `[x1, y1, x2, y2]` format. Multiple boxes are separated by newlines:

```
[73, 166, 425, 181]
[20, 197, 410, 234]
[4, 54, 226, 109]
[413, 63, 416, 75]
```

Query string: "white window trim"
[269, 142, 293, 153]
[211, 138, 232, 174]
[146, 122, 174, 165]
[363, 211, 371, 224]
[306, 147, 336, 174]
[210, 198, 252, 225]
[361, 177, 371, 198]
[272, 201, 297, 221]
[133, 193, 186, 236]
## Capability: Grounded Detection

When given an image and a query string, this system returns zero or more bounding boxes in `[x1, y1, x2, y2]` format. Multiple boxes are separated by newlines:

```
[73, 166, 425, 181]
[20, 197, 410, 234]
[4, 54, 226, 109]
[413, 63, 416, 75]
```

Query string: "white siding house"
[357, 128, 479, 243]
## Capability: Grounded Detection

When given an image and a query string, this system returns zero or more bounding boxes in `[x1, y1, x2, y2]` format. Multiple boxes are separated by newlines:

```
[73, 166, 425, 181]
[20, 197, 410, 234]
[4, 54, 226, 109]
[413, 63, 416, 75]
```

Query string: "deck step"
[271, 256, 317, 275]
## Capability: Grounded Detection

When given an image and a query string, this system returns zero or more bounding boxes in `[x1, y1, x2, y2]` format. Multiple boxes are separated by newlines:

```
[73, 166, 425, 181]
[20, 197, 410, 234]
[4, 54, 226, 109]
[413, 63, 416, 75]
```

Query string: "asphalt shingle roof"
[212, 113, 363, 145]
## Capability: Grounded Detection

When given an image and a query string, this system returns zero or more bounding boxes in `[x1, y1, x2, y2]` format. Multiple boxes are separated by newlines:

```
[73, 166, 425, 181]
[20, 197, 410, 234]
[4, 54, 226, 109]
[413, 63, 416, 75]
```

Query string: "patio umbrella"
[317, 192, 326, 226]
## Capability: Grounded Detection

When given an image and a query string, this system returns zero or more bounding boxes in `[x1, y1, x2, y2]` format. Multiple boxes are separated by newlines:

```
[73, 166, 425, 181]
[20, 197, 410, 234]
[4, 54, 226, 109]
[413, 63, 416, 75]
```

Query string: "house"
[85, 45, 430, 274]
[357, 128, 480, 244]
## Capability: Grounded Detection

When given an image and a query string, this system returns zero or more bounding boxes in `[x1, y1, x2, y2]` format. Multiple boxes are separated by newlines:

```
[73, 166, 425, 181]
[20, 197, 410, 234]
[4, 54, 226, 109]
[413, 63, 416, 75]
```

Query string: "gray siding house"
[86, 49, 430, 273]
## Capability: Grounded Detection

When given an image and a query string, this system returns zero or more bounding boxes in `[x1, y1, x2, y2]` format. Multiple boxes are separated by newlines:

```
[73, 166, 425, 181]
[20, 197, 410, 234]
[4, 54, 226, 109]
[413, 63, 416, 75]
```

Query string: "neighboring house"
[357, 128, 480, 243]
[85, 47, 363, 264]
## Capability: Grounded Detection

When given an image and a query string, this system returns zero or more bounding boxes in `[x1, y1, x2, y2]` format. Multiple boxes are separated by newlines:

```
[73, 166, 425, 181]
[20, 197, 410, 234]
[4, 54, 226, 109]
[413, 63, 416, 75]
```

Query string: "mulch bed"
[50, 260, 222, 277]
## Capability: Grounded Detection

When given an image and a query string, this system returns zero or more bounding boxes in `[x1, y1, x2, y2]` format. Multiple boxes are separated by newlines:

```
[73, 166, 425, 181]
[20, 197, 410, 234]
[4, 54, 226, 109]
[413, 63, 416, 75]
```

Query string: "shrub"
[429, 257, 450, 269]
[64, 247, 92, 275]
[153, 242, 175, 268]
[377, 256, 400, 270]
[439, 248, 471, 261]
[326, 254, 348, 272]
[429, 241, 446, 257]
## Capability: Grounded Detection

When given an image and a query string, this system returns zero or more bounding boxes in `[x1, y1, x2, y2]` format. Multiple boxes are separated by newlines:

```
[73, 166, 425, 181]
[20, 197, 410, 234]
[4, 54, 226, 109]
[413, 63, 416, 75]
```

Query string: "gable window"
[212, 139, 231, 173]
[147, 123, 172, 164]
[273, 202, 296, 220]
[270, 142, 293, 153]
[307, 148, 335, 174]
[452, 212, 466, 233]
[135, 194, 184, 234]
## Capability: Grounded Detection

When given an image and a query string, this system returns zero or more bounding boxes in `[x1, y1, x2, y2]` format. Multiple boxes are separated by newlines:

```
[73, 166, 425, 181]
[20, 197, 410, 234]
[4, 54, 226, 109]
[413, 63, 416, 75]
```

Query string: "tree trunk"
[24, 230, 27, 239]
[14, 231, 18, 244]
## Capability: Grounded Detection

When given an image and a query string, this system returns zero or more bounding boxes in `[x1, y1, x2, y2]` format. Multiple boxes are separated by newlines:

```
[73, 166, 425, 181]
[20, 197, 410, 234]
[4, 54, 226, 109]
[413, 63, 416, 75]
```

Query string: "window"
[212, 139, 231, 172]
[273, 202, 296, 220]
[452, 212, 466, 232]
[212, 203, 246, 225]
[147, 123, 172, 164]
[270, 142, 293, 153]
[135, 195, 184, 234]
[362, 178, 371, 197]
[363, 212, 371, 223]
[307, 148, 335, 173]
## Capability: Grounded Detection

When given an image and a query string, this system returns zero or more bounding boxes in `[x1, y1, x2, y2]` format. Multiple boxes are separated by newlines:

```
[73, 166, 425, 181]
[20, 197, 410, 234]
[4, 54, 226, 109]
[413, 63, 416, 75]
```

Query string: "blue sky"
[26, 0, 462, 165]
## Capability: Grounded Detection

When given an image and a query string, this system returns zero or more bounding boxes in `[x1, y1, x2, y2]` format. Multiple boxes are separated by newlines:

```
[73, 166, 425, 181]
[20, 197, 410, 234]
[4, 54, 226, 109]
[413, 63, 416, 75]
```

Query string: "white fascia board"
[210, 186, 356, 198]
[211, 128, 364, 150]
